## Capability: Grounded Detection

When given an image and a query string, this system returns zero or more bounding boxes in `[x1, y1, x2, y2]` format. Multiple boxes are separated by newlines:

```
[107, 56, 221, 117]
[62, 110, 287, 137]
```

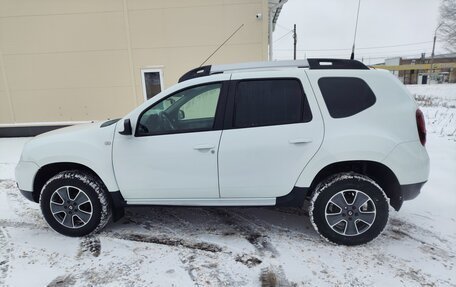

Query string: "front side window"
[137, 83, 221, 136]
[233, 79, 311, 128]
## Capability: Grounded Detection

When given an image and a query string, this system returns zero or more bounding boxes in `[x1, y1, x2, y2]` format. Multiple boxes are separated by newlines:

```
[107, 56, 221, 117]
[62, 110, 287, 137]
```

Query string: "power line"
[303, 51, 432, 60]
[312, 47, 430, 57]
[359, 52, 432, 60]
[275, 23, 291, 31]
[274, 30, 293, 43]
[275, 40, 436, 52]
[357, 41, 434, 50]
[355, 48, 429, 56]
[278, 48, 431, 60]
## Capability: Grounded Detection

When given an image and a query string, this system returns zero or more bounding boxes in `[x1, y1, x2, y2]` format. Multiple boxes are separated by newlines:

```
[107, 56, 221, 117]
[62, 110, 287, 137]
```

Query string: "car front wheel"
[40, 170, 112, 237]
[309, 172, 389, 246]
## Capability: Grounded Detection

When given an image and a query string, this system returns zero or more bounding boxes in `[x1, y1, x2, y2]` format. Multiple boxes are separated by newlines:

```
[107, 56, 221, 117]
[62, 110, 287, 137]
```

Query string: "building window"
[141, 69, 164, 101]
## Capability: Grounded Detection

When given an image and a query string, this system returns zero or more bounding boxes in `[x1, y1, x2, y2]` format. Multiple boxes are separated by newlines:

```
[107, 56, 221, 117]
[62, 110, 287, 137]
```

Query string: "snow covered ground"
[408, 84, 456, 141]
[0, 85, 455, 286]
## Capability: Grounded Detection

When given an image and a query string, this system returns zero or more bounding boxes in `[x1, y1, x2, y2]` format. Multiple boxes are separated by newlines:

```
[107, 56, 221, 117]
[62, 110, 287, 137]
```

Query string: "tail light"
[416, 109, 426, 146]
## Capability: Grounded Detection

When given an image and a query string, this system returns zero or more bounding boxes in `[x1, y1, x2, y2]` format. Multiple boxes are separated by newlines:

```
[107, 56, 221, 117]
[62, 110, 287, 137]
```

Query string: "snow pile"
[407, 84, 456, 101]
[407, 84, 456, 140]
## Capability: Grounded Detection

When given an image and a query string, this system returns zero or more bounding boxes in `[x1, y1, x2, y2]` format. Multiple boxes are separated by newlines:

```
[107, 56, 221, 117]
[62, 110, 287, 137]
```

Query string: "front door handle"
[193, 144, 215, 150]
[289, 138, 312, 144]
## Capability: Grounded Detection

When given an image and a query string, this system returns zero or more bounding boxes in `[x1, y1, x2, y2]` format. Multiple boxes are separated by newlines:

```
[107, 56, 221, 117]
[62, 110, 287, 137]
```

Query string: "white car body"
[15, 60, 430, 212]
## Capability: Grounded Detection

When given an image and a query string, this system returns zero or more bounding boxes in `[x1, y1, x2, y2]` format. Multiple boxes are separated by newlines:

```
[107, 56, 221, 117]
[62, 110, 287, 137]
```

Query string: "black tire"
[39, 170, 112, 237]
[309, 172, 389, 246]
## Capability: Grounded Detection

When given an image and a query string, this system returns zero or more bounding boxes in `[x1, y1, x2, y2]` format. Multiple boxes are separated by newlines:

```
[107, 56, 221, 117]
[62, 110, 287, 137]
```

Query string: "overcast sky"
[273, 0, 445, 64]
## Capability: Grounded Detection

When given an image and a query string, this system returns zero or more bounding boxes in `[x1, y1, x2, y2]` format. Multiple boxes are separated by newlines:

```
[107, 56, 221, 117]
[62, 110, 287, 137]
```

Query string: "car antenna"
[199, 24, 245, 67]
[350, 0, 361, 60]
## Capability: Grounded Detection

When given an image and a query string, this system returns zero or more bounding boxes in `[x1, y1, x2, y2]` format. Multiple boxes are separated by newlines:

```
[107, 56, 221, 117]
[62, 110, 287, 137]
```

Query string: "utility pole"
[293, 24, 297, 60]
[429, 23, 443, 84]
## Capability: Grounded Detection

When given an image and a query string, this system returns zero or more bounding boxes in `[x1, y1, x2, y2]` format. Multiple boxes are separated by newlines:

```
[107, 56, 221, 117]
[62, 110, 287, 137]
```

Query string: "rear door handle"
[289, 138, 312, 144]
[193, 144, 215, 150]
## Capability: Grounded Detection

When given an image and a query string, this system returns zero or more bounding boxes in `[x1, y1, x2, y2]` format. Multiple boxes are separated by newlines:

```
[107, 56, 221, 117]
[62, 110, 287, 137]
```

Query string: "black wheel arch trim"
[109, 191, 126, 222]
[30, 162, 126, 221]
[275, 186, 309, 207]
[300, 160, 424, 211]
[20, 189, 37, 202]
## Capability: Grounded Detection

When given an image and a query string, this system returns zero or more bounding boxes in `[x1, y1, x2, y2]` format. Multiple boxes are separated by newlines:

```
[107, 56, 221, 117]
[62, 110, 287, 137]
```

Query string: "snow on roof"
[434, 53, 456, 59]
[269, 0, 286, 32]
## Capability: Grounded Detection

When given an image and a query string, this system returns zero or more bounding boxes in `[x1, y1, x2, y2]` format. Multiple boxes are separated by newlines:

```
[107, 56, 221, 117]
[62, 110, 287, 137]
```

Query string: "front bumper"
[15, 161, 40, 192]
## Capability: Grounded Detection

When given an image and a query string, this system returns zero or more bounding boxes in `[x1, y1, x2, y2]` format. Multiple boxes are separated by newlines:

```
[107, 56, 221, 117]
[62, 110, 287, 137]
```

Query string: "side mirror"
[178, 110, 185, 120]
[118, 119, 132, 135]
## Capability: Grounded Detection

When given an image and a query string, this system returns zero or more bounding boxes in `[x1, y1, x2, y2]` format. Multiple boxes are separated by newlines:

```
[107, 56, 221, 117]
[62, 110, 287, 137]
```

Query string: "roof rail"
[178, 66, 212, 83]
[211, 60, 309, 74]
[307, 58, 369, 70]
[178, 58, 369, 82]
[178, 60, 309, 83]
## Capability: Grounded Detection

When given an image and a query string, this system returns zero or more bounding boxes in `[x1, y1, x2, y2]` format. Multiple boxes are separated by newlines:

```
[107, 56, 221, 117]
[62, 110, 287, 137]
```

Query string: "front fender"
[20, 122, 119, 191]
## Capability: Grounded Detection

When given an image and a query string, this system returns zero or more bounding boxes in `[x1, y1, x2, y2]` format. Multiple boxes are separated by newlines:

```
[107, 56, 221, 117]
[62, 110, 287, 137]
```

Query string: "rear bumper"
[382, 141, 430, 185]
[401, 181, 426, 201]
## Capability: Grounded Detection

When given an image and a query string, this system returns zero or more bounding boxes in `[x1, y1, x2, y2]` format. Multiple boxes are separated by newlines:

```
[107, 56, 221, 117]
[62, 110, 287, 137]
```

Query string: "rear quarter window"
[318, 77, 376, 118]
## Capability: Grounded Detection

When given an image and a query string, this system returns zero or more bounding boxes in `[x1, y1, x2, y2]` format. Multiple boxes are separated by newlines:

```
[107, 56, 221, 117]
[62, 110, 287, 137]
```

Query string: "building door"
[422, 75, 428, 85]
[141, 69, 164, 101]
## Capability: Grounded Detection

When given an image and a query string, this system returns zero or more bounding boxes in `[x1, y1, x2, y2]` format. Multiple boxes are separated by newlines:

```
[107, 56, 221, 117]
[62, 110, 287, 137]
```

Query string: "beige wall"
[0, 0, 268, 124]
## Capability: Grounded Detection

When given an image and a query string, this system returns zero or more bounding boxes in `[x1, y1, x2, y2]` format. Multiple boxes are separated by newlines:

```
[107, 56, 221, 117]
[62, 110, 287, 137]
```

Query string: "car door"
[218, 71, 324, 198]
[112, 81, 228, 201]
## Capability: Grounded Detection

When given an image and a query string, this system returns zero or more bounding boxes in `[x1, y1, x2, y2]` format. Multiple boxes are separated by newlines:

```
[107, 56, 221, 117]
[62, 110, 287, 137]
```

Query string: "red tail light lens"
[416, 109, 426, 146]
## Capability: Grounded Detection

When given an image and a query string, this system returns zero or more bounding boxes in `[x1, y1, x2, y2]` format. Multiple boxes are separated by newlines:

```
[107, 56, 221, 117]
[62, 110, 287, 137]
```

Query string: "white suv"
[15, 59, 430, 245]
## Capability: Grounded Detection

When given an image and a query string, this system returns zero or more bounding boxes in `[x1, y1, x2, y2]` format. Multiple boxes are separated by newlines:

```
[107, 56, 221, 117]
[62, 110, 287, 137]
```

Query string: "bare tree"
[439, 0, 456, 52]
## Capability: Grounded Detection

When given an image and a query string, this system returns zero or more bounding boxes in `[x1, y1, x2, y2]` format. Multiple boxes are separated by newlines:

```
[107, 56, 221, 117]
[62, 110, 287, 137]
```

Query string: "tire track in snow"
[235, 208, 321, 244]
[203, 208, 278, 256]
[103, 230, 239, 285]
[0, 227, 11, 286]
[387, 217, 456, 260]
[108, 208, 240, 285]
[1, 180, 45, 229]
[78, 236, 101, 257]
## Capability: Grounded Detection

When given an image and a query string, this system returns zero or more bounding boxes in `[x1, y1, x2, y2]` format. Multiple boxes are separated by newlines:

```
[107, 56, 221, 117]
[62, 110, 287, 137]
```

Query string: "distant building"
[0, 0, 286, 136]
[373, 53, 456, 85]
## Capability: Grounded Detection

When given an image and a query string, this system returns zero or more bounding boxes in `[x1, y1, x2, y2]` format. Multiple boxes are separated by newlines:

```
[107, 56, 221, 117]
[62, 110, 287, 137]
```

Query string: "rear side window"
[234, 79, 312, 128]
[318, 77, 376, 118]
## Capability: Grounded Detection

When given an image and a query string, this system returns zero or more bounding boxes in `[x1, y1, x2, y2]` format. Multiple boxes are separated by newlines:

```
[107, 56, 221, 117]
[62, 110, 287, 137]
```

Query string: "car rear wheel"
[40, 170, 112, 237]
[309, 173, 389, 246]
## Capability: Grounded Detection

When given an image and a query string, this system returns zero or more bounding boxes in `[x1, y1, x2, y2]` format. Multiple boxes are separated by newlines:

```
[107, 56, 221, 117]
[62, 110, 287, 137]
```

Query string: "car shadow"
[106, 205, 321, 249]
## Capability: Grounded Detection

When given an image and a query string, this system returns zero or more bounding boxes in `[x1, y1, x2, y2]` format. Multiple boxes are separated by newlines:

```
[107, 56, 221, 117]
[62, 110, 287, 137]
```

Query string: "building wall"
[0, 0, 269, 125]
[378, 56, 456, 85]
[400, 57, 456, 85]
